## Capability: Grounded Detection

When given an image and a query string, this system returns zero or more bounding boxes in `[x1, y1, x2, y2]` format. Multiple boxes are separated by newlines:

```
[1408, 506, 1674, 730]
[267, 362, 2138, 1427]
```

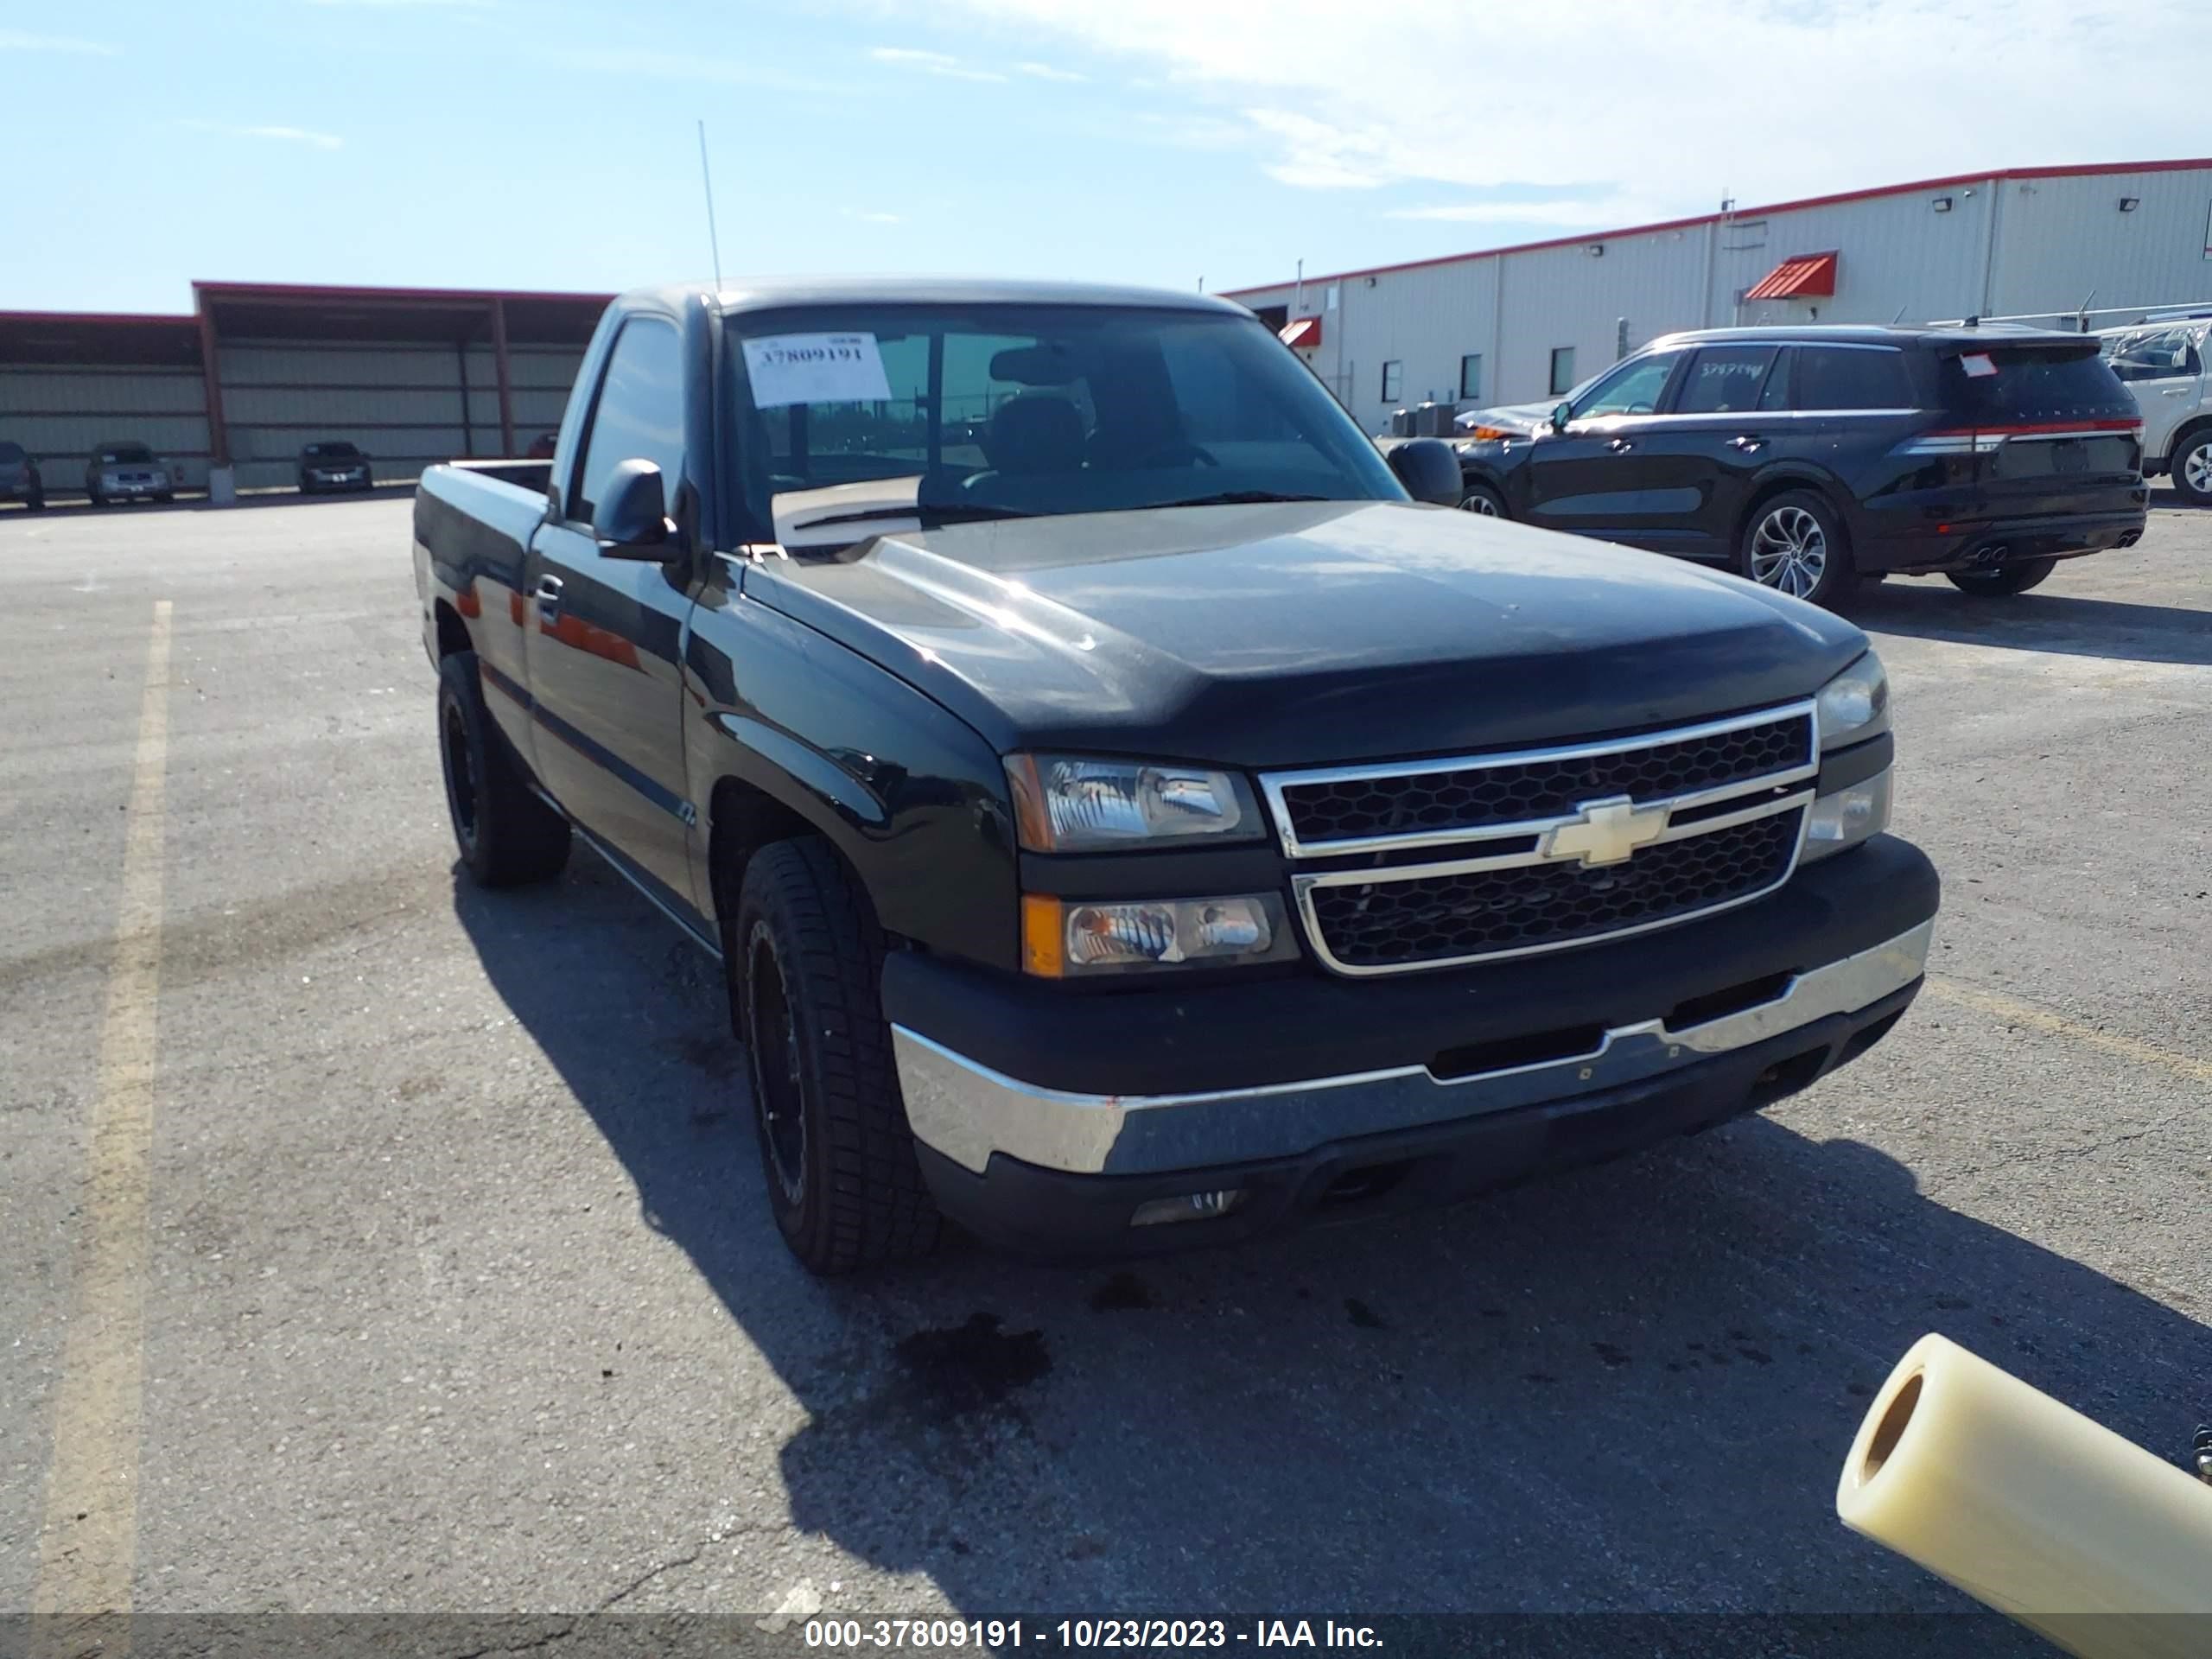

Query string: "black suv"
[1452, 325, 2148, 606]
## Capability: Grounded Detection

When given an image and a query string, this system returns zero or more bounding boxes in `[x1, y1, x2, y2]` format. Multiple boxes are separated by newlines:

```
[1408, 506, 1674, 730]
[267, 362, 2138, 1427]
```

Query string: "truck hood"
[741, 500, 1867, 767]
[1454, 400, 1556, 435]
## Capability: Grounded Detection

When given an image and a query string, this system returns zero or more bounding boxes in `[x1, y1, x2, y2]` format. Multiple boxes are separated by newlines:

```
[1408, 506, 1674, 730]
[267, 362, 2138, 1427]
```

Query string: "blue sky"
[3, 0, 2198, 315]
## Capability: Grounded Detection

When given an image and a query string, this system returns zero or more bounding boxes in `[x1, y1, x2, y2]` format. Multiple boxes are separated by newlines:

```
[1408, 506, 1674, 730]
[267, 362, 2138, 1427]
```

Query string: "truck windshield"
[723, 303, 1403, 538]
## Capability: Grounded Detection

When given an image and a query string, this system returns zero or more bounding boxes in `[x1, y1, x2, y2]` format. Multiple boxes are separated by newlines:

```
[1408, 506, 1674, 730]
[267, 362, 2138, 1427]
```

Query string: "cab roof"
[624, 278, 1252, 321]
[1647, 322, 2097, 352]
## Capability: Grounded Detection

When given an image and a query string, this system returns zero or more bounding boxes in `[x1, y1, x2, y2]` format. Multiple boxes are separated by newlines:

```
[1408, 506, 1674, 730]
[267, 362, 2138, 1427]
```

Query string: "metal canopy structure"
[0, 281, 613, 496]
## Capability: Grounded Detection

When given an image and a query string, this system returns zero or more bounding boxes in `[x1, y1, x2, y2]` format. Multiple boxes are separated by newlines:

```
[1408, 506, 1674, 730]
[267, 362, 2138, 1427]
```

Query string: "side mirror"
[1385, 437, 1464, 507]
[592, 459, 677, 558]
[1550, 401, 1573, 433]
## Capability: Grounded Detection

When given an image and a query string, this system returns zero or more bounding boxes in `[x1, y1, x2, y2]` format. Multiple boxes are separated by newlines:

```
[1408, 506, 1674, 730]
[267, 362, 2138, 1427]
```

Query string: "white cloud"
[0, 29, 115, 53]
[846, 209, 906, 224]
[184, 119, 343, 149]
[869, 45, 1007, 81]
[912, 0, 2196, 220]
[1015, 60, 1085, 81]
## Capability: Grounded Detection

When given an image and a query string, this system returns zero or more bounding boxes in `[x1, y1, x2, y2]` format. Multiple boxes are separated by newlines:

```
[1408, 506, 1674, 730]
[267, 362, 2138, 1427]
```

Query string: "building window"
[1381, 360, 1404, 404]
[1459, 353, 1483, 400]
[1549, 346, 1578, 397]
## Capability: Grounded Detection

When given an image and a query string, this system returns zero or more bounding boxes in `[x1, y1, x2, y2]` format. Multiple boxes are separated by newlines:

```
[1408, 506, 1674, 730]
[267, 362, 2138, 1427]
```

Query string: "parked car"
[525, 431, 559, 461]
[86, 442, 173, 505]
[0, 441, 43, 512]
[414, 278, 1937, 1274]
[2098, 320, 2212, 505]
[298, 440, 373, 494]
[1451, 324, 2148, 604]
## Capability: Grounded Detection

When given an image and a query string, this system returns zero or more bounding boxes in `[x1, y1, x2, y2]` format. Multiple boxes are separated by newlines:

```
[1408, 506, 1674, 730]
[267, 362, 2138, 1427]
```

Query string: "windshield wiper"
[1150, 491, 1330, 509]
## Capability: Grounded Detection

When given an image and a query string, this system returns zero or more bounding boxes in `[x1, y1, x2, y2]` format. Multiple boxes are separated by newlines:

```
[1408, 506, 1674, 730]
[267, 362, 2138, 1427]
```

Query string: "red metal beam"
[195, 304, 230, 466]
[490, 298, 516, 457]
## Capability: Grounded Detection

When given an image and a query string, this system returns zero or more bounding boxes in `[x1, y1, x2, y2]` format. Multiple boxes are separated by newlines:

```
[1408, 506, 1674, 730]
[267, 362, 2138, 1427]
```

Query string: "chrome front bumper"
[893, 919, 1933, 1179]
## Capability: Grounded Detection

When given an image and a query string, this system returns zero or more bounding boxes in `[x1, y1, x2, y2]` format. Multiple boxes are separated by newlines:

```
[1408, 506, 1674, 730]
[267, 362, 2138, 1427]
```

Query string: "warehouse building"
[1229, 157, 2212, 433]
[0, 282, 609, 499]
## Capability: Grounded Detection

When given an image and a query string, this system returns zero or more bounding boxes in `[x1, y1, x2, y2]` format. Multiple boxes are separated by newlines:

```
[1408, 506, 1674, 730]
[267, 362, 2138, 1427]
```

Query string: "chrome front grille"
[1262, 703, 1817, 976]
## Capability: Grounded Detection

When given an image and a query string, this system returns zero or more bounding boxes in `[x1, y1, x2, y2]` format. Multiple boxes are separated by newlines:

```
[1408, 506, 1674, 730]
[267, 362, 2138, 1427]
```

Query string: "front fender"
[683, 578, 1020, 973]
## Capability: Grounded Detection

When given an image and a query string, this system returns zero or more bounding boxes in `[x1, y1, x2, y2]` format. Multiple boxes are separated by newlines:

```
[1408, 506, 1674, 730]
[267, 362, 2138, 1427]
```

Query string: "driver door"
[1522, 350, 1687, 544]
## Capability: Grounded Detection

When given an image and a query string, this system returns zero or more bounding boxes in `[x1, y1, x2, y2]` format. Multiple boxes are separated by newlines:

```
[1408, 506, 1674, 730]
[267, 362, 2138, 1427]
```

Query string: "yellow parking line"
[31, 599, 171, 1657]
[1925, 975, 2212, 1085]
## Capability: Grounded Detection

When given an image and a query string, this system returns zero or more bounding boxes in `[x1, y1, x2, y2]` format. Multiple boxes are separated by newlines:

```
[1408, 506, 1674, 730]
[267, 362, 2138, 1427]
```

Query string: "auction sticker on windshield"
[743, 332, 894, 408]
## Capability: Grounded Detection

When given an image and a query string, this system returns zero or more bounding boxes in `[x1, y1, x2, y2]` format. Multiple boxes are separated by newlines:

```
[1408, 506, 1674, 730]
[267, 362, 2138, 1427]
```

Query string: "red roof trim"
[1221, 156, 2212, 297]
[1745, 250, 1839, 301]
[0, 309, 196, 327]
[192, 279, 616, 307]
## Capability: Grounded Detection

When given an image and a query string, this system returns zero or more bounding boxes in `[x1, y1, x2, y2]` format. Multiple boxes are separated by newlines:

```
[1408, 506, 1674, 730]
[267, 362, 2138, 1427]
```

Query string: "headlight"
[1005, 754, 1260, 852]
[1801, 769, 1892, 862]
[1815, 651, 1890, 751]
[1020, 893, 1298, 977]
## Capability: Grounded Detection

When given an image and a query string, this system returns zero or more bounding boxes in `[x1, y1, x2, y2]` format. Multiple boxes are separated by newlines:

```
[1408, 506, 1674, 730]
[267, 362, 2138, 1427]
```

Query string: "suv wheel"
[731, 839, 940, 1274]
[1458, 483, 1506, 517]
[437, 652, 570, 886]
[1946, 557, 2056, 597]
[1740, 491, 1852, 606]
[2171, 429, 2212, 507]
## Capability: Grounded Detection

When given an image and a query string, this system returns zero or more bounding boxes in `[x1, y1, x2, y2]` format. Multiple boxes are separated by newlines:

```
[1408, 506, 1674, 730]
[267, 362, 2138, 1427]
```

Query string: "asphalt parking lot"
[3, 493, 2208, 1649]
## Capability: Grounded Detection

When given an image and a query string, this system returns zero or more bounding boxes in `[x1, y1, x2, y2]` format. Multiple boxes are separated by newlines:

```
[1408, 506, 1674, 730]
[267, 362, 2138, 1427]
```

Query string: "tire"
[1946, 557, 2056, 596]
[1457, 482, 1507, 518]
[157, 492, 174, 505]
[436, 651, 570, 887]
[2171, 428, 2212, 507]
[27, 493, 43, 513]
[1739, 490, 1853, 607]
[732, 839, 940, 1274]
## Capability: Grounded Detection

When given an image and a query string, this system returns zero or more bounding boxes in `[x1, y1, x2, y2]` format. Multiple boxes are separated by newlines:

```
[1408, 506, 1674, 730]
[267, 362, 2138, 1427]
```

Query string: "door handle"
[534, 574, 564, 622]
[1605, 437, 1634, 453]
[2162, 387, 2192, 396]
[1729, 435, 1768, 452]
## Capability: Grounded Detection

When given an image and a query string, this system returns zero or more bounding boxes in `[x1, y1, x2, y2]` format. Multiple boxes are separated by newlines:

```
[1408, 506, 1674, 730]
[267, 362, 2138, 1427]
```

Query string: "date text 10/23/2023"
[801, 1622, 1384, 1649]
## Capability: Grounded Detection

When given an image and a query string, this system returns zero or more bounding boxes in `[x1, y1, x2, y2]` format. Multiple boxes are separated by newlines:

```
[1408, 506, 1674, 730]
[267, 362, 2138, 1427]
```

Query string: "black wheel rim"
[441, 701, 479, 851]
[747, 927, 807, 1205]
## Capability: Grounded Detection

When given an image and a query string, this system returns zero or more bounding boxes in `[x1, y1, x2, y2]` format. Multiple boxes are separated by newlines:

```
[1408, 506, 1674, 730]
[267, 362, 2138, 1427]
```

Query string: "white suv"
[2100, 319, 2212, 505]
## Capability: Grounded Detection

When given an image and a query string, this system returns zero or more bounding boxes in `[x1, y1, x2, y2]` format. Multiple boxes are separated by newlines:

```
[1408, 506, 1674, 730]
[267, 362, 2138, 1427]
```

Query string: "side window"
[2104, 327, 2199, 382]
[1676, 346, 1781, 414]
[1459, 353, 1483, 400]
[1572, 351, 1680, 419]
[1796, 346, 1912, 411]
[1548, 346, 1577, 397]
[1381, 360, 1404, 404]
[573, 319, 685, 524]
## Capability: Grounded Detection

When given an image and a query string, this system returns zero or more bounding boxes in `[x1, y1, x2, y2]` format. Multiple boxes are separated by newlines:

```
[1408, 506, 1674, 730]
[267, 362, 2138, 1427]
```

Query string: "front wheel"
[1739, 491, 1853, 607]
[1457, 482, 1506, 518]
[2170, 429, 2212, 506]
[1946, 557, 2056, 596]
[732, 839, 940, 1274]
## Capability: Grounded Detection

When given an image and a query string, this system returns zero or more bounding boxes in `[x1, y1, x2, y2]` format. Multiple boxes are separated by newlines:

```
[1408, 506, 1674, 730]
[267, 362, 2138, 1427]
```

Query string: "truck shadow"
[454, 857, 2210, 1639]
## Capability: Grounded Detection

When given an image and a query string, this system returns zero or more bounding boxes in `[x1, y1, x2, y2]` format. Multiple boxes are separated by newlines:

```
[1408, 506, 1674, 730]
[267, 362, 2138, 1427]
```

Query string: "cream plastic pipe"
[1837, 1332, 2212, 1659]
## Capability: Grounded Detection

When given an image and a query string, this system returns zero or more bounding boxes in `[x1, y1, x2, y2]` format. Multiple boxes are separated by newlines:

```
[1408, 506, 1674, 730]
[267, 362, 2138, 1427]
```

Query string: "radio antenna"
[697, 119, 724, 290]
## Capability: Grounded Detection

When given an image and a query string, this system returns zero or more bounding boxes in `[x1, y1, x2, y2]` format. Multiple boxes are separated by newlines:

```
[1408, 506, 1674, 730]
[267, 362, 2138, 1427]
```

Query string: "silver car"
[0, 440, 44, 512]
[86, 441, 173, 505]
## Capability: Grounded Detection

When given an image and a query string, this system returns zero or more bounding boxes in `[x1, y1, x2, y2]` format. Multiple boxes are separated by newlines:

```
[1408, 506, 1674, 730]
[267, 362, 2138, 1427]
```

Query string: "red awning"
[1745, 251, 1839, 301]
[1280, 315, 1324, 349]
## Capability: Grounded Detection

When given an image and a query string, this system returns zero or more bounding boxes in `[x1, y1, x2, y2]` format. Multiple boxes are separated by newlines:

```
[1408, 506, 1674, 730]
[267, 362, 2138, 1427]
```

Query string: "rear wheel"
[731, 839, 940, 1274]
[437, 651, 570, 887]
[1739, 490, 1853, 607]
[26, 493, 43, 512]
[1946, 557, 2056, 596]
[2171, 429, 2212, 506]
[1457, 482, 1506, 518]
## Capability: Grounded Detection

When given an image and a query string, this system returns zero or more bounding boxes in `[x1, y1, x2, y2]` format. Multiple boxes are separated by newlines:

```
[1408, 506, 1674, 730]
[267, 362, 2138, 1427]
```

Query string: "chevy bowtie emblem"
[1541, 796, 1669, 867]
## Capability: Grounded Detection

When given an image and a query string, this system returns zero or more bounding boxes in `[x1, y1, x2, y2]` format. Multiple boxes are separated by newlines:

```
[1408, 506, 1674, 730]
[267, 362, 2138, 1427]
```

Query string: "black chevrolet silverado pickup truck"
[414, 278, 1938, 1273]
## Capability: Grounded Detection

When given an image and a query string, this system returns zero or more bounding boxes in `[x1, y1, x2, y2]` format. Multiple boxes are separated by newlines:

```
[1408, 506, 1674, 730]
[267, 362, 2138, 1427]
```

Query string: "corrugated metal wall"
[0, 365, 213, 493]
[220, 339, 577, 492]
[1986, 168, 2212, 320]
[1236, 164, 2212, 431]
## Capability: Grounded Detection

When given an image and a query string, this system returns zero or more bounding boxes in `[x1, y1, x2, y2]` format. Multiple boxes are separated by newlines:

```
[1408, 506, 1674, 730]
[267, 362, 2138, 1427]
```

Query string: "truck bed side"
[414, 463, 550, 771]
